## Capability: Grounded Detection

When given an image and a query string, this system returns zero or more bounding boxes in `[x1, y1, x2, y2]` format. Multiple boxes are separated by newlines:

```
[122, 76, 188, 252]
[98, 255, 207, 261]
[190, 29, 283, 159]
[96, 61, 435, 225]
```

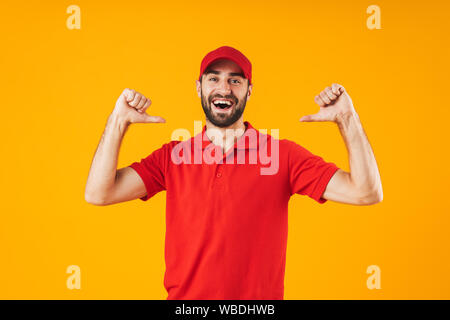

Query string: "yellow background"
[1, 0, 449, 299]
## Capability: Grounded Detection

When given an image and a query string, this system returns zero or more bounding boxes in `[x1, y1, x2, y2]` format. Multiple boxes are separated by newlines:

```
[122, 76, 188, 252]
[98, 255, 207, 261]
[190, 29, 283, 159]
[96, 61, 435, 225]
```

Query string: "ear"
[196, 79, 201, 98]
[246, 83, 253, 101]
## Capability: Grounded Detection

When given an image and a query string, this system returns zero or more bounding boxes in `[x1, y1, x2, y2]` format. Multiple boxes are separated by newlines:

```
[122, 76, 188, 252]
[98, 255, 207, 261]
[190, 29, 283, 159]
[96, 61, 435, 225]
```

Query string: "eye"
[230, 79, 241, 84]
[209, 77, 217, 82]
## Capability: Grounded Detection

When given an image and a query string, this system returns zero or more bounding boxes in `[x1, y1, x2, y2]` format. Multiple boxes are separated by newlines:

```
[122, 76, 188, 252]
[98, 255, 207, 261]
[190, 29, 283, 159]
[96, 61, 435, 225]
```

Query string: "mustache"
[208, 94, 238, 104]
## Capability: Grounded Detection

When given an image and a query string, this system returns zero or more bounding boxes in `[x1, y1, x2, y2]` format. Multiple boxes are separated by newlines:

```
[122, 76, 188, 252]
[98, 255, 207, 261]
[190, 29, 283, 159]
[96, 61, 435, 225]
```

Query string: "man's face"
[196, 59, 252, 127]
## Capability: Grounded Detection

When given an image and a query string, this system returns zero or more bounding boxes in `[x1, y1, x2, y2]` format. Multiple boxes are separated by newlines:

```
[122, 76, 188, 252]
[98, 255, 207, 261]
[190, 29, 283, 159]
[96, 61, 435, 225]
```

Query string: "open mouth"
[211, 98, 235, 111]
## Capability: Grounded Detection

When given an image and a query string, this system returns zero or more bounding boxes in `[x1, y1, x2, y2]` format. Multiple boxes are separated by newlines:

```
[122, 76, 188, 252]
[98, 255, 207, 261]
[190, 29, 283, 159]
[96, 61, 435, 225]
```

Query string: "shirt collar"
[195, 121, 259, 151]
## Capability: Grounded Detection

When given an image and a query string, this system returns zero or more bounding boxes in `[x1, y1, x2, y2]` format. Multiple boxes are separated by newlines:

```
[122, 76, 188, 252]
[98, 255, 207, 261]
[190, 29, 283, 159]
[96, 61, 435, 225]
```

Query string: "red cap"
[199, 46, 252, 85]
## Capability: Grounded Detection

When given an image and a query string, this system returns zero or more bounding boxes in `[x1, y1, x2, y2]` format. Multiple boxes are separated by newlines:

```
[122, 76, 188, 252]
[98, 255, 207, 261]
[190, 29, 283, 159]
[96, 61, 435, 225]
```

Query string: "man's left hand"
[300, 83, 356, 123]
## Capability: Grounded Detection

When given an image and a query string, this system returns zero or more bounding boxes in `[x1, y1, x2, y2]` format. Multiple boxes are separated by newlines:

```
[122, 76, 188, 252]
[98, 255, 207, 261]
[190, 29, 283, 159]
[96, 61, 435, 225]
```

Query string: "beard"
[201, 87, 248, 128]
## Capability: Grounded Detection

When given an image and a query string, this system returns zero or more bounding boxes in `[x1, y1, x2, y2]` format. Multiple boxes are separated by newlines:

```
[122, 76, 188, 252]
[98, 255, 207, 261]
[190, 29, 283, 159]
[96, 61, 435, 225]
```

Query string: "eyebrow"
[205, 70, 245, 78]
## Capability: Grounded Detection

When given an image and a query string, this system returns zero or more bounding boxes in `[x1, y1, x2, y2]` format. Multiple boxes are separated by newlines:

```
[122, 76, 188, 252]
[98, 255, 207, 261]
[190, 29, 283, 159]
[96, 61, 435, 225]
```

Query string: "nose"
[216, 79, 232, 95]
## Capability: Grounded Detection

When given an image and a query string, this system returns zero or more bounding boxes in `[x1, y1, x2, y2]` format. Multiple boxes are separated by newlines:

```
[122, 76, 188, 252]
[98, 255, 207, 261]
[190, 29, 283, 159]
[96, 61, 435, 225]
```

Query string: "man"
[85, 46, 383, 300]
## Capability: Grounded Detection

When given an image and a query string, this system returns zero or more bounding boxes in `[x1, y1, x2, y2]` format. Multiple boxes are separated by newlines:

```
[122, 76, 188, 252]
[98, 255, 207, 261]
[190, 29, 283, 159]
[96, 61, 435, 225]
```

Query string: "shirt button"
[216, 172, 222, 178]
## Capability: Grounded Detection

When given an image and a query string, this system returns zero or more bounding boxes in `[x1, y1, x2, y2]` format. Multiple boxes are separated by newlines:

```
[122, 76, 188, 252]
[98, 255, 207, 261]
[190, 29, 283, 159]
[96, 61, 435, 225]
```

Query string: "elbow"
[368, 190, 383, 205]
[359, 188, 383, 205]
[84, 191, 109, 206]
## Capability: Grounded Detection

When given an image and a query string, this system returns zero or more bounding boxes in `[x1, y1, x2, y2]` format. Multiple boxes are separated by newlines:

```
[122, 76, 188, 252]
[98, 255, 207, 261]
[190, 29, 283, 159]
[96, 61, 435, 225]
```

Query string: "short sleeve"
[287, 140, 339, 204]
[128, 144, 168, 201]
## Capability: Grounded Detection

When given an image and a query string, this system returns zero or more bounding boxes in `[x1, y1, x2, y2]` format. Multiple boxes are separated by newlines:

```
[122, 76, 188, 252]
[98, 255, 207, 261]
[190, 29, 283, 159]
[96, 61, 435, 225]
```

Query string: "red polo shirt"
[129, 121, 339, 300]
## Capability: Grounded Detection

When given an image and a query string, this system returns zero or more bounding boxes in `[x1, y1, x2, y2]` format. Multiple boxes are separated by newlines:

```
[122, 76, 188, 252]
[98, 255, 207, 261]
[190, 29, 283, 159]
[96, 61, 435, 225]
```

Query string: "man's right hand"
[112, 88, 166, 125]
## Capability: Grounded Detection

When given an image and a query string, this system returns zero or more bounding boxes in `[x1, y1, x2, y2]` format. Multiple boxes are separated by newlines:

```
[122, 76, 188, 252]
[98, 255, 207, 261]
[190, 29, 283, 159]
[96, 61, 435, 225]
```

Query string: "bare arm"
[300, 83, 383, 205]
[324, 112, 383, 205]
[84, 88, 165, 206]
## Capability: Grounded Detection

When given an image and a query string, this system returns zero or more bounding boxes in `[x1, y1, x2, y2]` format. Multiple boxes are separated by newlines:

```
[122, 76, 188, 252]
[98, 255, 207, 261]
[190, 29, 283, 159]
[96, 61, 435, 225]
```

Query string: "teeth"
[213, 100, 232, 105]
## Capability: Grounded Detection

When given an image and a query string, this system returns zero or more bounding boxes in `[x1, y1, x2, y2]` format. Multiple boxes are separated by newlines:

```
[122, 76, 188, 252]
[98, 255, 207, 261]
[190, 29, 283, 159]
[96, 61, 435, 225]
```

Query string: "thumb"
[299, 114, 321, 122]
[140, 113, 166, 123]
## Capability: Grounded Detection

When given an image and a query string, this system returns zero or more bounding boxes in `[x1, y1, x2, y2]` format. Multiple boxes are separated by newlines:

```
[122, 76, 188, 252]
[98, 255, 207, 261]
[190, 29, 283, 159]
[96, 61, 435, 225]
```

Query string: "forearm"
[85, 112, 129, 203]
[336, 112, 383, 200]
